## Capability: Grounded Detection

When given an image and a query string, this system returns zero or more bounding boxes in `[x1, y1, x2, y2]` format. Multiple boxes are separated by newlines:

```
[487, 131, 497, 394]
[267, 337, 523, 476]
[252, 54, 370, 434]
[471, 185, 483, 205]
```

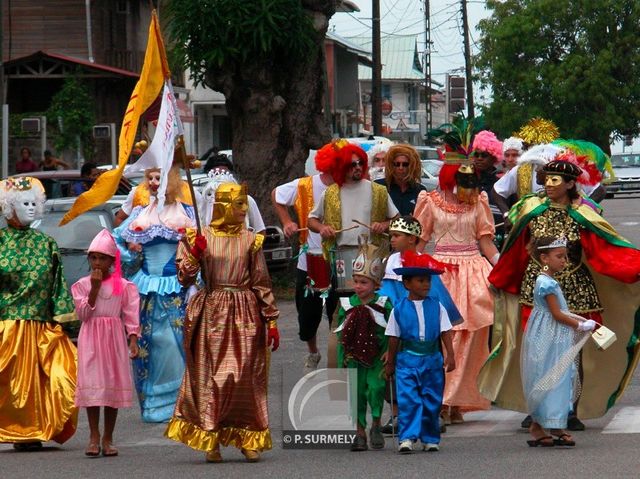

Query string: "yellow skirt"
[0, 320, 78, 444]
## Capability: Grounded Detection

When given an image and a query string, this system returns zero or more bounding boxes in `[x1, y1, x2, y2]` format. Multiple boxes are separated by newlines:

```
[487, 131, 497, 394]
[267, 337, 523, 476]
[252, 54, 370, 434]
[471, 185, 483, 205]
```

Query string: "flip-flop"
[85, 443, 101, 457]
[101, 442, 119, 457]
[526, 436, 554, 447]
[553, 433, 576, 447]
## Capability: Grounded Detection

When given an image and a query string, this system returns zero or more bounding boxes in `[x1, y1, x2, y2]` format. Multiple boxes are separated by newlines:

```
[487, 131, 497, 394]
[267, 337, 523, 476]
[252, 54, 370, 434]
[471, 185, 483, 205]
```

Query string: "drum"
[306, 249, 331, 291]
[334, 246, 359, 293]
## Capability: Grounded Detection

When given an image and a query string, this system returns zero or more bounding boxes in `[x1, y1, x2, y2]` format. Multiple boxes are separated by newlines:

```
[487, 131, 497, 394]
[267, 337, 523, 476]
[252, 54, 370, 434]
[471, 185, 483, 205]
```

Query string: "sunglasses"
[473, 151, 490, 158]
[394, 162, 410, 168]
[350, 160, 364, 168]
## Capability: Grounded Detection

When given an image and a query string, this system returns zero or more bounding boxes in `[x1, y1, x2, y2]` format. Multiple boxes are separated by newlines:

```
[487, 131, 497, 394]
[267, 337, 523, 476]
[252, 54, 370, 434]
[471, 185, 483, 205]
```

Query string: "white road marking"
[602, 407, 640, 434]
[620, 222, 639, 226]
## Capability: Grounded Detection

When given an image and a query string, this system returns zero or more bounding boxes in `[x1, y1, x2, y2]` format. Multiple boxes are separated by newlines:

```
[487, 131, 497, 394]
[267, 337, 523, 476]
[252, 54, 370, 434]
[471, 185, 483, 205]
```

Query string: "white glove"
[577, 319, 597, 332]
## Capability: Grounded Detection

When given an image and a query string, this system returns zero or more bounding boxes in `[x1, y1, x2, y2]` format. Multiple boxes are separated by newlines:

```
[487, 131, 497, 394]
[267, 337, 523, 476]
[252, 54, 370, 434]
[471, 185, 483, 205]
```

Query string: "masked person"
[413, 126, 500, 425]
[114, 165, 196, 423]
[0, 177, 78, 450]
[166, 183, 279, 464]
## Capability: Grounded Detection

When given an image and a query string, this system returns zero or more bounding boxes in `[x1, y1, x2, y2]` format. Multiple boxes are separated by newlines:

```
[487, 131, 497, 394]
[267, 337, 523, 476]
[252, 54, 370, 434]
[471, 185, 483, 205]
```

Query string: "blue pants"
[395, 352, 444, 444]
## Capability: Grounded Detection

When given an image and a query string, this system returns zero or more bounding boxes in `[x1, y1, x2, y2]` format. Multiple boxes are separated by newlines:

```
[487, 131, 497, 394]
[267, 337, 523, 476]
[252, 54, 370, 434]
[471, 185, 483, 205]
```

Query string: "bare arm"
[270, 188, 298, 238]
[441, 330, 456, 372]
[491, 187, 511, 216]
[384, 336, 399, 379]
[114, 209, 129, 227]
[588, 185, 606, 204]
[55, 158, 72, 169]
[545, 294, 580, 329]
[479, 235, 499, 264]
[308, 216, 336, 239]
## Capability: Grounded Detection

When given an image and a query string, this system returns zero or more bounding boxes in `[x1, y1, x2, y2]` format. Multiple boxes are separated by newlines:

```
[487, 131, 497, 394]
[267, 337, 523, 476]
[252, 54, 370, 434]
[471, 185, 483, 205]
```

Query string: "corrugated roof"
[347, 35, 424, 81]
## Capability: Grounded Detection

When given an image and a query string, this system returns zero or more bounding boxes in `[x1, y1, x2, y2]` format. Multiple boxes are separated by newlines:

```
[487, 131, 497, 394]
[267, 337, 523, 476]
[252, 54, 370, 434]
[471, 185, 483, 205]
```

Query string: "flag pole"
[175, 135, 203, 234]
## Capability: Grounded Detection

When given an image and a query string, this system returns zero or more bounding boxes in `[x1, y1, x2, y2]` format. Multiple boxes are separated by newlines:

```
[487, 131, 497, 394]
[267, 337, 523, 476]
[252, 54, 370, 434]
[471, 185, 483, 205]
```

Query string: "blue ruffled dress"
[114, 203, 195, 423]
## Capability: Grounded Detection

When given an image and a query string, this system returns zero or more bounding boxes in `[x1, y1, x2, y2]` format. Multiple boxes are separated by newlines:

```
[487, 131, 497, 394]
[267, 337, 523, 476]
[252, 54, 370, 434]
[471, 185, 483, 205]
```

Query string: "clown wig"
[472, 130, 503, 162]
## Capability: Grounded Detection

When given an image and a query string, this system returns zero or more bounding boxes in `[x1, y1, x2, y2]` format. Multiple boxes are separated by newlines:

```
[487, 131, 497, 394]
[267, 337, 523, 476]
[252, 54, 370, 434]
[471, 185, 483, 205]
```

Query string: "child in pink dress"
[72, 229, 140, 457]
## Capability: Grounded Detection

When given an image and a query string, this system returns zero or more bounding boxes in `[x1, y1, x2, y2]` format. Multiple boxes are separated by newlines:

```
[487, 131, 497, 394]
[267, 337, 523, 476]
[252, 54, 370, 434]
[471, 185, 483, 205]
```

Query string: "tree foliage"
[476, 0, 640, 149]
[166, 0, 318, 87]
[47, 75, 96, 159]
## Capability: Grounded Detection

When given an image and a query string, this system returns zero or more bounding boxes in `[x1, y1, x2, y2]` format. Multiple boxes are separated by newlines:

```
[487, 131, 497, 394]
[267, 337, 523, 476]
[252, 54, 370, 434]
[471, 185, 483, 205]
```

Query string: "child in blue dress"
[384, 250, 456, 453]
[521, 236, 597, 448]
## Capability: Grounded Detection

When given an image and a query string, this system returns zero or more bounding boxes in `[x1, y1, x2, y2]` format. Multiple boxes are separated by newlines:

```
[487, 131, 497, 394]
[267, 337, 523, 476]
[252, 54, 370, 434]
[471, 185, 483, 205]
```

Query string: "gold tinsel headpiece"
[515, 118, 560, 146]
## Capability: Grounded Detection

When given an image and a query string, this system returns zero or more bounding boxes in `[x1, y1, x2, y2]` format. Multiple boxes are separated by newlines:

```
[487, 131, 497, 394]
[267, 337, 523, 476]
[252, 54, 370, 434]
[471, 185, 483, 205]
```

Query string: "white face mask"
[12, 191, 38, 225]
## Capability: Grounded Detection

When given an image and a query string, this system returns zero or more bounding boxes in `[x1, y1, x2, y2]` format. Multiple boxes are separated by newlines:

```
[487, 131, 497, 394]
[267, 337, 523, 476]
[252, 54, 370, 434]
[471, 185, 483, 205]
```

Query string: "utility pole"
[461, 0, 474, 118]
[371, 0, 382, 135]
[423, 0, 432, 143]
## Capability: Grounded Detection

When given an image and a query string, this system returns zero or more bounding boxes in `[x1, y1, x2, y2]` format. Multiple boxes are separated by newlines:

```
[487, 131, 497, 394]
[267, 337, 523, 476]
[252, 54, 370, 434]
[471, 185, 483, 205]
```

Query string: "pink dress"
[72, 277, 140, 408]
[413, 190, 494, 411]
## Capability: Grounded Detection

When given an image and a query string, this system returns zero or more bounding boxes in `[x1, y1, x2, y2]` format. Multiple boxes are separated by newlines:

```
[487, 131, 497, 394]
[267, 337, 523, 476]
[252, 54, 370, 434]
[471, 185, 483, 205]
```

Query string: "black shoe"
[350, 434, 368, 452]
[369, 425, 385, 449]
[380, 416, 397, 436]
[13, 442, 43, 452]
[567, 414, 585, 431]
[439, 416, 447, 433]
[521, 415, 532, 429]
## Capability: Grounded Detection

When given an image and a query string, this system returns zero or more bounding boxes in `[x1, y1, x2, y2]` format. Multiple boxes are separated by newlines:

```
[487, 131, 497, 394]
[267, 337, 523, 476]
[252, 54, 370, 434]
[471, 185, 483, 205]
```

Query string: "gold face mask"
[211, 183, 248, 230]
[545, 174, 564, 187]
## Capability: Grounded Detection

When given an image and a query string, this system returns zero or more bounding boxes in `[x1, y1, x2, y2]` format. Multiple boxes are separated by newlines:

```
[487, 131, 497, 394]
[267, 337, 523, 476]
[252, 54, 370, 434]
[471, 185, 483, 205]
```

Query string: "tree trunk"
[204, 3, 335, 224]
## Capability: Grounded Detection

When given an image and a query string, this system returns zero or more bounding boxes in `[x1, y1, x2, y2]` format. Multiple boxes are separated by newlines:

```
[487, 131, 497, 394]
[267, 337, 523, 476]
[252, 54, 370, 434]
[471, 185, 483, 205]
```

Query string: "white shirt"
[275, 175, 328, 271]
[385, 302, 452, 339]
[309, 179, 398, 247]
[493, 164, 598, 199]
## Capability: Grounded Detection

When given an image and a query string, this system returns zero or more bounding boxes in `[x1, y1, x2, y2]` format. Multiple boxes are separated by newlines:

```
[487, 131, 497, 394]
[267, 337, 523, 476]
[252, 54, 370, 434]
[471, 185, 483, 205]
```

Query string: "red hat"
[393, 250, 452, 276]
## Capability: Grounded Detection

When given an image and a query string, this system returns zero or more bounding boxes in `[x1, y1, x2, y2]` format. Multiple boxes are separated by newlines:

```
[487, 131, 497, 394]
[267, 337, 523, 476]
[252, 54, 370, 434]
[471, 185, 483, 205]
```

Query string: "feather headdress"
[551, 139, 614, 183]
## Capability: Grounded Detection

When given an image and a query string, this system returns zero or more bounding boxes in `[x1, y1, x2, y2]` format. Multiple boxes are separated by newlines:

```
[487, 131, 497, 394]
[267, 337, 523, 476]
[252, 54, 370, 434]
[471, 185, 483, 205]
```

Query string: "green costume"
[335, 293, 392, 428]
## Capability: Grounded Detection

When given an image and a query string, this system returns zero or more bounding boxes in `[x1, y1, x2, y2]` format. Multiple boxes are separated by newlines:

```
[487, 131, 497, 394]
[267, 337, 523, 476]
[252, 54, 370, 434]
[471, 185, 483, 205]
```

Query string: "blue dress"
[115, 203, 194, 423]
[521, 274, 580, 429]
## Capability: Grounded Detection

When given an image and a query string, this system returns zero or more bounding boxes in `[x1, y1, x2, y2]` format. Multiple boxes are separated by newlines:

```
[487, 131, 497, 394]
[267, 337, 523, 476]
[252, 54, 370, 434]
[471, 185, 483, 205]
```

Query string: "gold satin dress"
[0, 226, 78, 444]
[165, 227, 278, 452]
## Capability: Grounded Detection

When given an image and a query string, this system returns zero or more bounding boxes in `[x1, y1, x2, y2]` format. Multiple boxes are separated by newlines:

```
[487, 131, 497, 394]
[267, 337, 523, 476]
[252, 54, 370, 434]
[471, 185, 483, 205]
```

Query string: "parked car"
[414, 145, 441, 161]
[15, 169, 133, 199]
[606, 153, 640, 197]
[421, 159, 443, 191]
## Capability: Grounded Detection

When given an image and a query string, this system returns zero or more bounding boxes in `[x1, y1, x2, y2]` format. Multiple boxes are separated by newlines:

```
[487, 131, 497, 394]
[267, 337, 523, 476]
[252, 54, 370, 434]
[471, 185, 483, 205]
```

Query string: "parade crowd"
[1, 119, 640, 462]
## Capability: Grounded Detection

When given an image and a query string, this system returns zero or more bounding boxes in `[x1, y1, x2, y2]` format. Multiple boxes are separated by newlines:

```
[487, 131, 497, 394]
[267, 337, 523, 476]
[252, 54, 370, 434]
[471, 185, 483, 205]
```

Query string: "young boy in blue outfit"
[384, 250, 456, 453]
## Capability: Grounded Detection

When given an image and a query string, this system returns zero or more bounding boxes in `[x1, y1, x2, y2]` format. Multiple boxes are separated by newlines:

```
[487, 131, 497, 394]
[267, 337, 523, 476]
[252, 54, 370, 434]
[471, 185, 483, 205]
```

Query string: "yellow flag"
[60, 11, 170, 225]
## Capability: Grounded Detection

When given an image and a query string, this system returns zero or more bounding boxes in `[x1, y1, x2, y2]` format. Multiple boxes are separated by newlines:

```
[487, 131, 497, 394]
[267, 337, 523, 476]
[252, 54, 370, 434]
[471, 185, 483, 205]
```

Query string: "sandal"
[552, 433, 575, 447]
[85, 442, 101, 457]
[101, 441, 119, 457]
[526, 436, 555, 447]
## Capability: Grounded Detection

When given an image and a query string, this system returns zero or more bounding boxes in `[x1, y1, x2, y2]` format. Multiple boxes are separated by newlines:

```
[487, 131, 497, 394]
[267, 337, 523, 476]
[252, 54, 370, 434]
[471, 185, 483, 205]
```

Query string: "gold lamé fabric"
[166, 228, 278, 452]
[519, 205, 602, 313]
[0, 320, 78, 443]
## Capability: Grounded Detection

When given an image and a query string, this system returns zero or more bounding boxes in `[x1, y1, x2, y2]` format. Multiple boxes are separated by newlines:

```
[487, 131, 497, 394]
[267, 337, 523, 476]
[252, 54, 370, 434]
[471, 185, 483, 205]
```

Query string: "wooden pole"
[371, 0, 382, 135]
[461, 0, 475, 118]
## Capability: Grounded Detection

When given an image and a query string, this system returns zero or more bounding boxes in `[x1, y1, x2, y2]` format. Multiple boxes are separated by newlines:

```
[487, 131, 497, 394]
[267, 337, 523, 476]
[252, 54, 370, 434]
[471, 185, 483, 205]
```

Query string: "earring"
[542, 265, 549, 272]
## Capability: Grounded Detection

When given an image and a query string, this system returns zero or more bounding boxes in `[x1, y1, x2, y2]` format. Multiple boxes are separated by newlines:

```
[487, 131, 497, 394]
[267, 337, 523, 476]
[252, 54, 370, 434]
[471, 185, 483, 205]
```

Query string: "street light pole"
[423, 0, 432, 143]
[371, 0, 382, 136]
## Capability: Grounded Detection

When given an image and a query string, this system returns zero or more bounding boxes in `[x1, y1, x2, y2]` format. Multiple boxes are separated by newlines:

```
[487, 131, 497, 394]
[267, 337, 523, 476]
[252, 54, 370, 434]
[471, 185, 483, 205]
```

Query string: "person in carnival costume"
[72, 229, 140, 457]
[367, 139, 393, 181]
[0, 176, 77, 450]
[114, 164, 196, 423]
[201, 167, 265, 234]
[375, 144, 426, 215]
[478, 152, 640, 430]
[501, 136, 524, 174]
[413, 118, 500, 424]
[166, 183, 279, 464]
[272, 143, 338, 373]
[334, 236, 393, 451]
[377, 215, 462, 434]
[384, 250, 456, 453]
[520, 236, 597, 448]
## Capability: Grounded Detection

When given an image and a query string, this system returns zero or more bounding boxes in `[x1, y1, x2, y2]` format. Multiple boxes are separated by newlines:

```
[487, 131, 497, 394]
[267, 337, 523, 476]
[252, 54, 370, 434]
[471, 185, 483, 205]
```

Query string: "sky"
[329, 0, 491, 100]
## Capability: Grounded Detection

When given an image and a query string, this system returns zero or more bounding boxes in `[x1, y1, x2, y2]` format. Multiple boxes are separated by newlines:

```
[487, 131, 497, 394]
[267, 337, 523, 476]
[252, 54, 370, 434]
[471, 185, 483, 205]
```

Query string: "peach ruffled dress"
[413, 190, 494, 411]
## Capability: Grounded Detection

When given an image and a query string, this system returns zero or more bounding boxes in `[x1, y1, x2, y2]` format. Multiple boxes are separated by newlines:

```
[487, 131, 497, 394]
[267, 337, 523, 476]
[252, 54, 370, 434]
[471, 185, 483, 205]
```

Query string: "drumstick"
[334, 224, 359, 234]
[296, 228, 309, 232]
[351, 219, 390, 236]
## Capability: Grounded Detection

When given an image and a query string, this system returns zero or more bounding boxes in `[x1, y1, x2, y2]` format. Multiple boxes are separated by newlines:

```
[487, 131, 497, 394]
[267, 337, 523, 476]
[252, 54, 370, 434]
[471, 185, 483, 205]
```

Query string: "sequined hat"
[543, 159, 582, 180]
[351, 235, 388, 284]
[389, 216, 422, 238]
[2, 176, 45, 193]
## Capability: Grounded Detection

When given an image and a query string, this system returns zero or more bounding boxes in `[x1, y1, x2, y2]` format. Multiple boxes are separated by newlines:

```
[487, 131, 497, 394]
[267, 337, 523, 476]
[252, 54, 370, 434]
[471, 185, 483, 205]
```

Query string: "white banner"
[125, 80, 182, 211]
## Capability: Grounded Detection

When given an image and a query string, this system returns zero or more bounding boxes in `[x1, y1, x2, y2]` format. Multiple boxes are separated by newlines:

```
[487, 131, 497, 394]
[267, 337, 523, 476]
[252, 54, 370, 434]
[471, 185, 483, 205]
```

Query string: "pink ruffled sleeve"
[475, 191, 495, 240]
[413, 190, 434, 243]
[71, 278, 95, 322]
[121, 281, 141, 337]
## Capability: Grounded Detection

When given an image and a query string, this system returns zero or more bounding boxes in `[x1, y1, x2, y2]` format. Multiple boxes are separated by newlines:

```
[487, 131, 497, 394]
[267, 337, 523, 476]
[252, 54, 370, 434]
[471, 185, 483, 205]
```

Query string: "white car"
[606, 153, 640, 197]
